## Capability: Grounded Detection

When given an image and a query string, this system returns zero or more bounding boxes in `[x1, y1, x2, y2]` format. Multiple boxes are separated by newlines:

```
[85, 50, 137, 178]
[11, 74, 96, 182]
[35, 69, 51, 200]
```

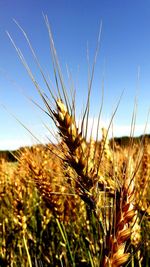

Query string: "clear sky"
[0, 0, 150, 150]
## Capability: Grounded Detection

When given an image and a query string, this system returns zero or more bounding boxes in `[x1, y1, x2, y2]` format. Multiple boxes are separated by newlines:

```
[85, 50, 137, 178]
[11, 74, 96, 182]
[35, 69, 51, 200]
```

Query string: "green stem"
[23, 234, 32, 267]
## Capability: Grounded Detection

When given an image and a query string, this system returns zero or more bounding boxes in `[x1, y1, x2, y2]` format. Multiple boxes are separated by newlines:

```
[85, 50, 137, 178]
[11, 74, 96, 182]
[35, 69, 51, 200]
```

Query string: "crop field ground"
[0, 18, 150, 267]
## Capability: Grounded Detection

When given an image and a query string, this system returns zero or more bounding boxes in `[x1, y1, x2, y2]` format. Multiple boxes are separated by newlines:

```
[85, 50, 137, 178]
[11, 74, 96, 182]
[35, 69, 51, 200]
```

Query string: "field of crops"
[0, 133, 150, 267]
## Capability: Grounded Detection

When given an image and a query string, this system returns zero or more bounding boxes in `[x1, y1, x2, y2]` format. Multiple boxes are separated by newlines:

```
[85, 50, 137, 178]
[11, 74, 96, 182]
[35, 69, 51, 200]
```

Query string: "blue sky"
[0, 0, 150, 150]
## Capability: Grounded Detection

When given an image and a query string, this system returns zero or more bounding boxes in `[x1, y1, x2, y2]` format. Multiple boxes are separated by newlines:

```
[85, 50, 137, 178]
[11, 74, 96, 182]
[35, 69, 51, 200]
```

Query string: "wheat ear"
[103, 173, 136, 267]
[53, 99, 116, 204]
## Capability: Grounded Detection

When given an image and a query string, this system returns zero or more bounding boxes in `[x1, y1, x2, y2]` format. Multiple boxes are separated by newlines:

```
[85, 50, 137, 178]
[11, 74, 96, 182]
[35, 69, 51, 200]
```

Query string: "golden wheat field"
[0, 132, 150, 267]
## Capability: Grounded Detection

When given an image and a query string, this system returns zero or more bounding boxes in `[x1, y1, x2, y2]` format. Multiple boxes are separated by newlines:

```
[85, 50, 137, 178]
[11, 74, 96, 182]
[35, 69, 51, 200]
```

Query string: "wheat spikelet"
[131, 211, 141, 247]
[101, 128, 113, 162]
